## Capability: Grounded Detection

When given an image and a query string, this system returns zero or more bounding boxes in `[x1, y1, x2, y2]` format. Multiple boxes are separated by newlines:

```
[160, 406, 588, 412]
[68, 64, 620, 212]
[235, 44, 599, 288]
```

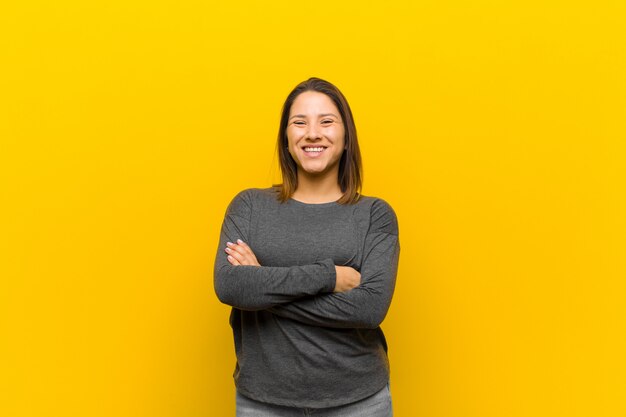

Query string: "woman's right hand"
[333, 266, 361, 293]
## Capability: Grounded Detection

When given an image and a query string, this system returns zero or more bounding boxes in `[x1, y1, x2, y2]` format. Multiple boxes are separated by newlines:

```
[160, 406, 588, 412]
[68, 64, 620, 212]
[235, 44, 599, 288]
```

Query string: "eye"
[321, 120, 334, 125]
[293, 121, 305, 125]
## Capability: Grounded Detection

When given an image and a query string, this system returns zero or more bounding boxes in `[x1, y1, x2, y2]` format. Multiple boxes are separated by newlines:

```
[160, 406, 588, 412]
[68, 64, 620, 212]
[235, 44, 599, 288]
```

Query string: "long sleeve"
[266, 198, 400, 329]
[213, 189, 337, 311]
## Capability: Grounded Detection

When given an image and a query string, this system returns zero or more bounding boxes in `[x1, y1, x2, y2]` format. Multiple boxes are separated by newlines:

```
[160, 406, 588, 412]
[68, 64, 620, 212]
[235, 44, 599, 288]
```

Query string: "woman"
[214, 77, 400, 416]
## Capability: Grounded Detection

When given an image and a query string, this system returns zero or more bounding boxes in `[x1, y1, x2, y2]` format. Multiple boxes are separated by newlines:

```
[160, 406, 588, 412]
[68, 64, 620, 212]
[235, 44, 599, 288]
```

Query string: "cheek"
[286, 129, 299, 144]
[285, 130, 295, 144]
[334, 128, 346, 145]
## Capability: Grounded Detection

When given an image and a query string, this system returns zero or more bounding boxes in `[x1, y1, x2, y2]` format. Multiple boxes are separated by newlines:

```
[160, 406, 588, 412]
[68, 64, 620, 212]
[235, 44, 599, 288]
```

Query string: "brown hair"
[271, 77, 363, 204]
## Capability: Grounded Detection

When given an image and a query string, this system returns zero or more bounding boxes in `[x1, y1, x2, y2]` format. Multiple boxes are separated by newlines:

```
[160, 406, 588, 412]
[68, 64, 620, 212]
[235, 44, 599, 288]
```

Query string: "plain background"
[1, 1, 625, 416]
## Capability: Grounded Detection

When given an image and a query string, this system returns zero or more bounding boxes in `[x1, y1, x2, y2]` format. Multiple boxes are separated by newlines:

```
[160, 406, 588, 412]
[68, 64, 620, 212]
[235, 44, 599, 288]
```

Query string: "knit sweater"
[213, 186, 400, 408]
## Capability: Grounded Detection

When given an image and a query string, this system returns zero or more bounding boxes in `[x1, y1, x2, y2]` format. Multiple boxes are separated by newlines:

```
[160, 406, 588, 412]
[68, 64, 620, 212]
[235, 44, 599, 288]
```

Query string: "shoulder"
[225, 187, 257, 215]
[227, 187, 279, 211]
[362, 195, 399, 236]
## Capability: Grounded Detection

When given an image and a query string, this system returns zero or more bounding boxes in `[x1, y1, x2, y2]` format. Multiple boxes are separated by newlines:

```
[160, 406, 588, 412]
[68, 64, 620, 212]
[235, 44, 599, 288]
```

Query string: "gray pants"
[235, 383, 393, 417]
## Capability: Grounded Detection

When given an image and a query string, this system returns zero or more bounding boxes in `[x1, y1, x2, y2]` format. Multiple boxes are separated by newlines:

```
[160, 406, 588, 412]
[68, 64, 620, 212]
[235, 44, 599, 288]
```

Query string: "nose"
[305, 124, 322, 140]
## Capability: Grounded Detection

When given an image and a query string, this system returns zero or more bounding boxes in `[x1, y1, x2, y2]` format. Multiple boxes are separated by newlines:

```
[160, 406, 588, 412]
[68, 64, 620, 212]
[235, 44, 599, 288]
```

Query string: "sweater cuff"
[318, 258, 337, 293]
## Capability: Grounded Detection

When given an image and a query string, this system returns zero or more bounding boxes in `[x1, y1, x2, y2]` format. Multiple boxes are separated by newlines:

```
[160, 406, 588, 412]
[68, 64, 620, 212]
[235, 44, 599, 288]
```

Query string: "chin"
[303, 168, 326, 175]
[298, 164, 328, 175]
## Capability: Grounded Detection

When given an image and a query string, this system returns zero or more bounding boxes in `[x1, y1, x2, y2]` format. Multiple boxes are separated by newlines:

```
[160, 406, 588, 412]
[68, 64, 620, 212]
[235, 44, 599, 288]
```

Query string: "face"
[286, 91, 346, 177]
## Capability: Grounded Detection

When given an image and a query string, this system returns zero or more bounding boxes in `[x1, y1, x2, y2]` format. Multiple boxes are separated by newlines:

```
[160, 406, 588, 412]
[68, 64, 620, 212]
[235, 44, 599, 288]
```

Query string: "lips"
[301, 146, 327, 158]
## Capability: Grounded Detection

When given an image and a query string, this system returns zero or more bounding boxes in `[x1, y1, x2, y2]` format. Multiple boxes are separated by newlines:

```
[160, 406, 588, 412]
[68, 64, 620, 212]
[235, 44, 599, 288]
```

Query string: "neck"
[293, 167, 343, 203]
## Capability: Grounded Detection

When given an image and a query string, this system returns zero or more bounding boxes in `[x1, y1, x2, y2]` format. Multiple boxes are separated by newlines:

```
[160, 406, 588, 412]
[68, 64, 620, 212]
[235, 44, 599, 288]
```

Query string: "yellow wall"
[1, 1, 624, 416]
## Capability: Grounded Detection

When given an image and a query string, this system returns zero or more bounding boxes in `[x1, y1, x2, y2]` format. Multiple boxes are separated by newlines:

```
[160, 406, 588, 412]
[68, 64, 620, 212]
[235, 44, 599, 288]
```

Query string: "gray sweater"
[213, 187, 400, 408]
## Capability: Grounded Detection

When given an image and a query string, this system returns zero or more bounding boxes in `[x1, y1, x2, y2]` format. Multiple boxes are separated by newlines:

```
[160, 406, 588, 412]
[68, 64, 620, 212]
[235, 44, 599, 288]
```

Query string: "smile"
[302, 146, 327, 157]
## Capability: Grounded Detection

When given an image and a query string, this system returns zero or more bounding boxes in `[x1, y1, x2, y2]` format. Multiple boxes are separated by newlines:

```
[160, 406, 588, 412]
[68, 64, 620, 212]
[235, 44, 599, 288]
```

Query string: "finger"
[225, 246, 244, 263]
[227, 241, 247, 257]
[236, 240, 258, 262]
[226, 252, 241, 265]
[226, 245, 256, 266]
[229, 242, 256, 264]
[236, 239, 251, 250]
[227, 242, 251, 261]
[227, 246, 252, 266]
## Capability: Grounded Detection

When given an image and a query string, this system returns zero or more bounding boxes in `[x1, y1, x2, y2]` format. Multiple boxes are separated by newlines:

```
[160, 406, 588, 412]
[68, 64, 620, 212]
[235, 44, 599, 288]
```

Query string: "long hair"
[271, 77, 363, 204]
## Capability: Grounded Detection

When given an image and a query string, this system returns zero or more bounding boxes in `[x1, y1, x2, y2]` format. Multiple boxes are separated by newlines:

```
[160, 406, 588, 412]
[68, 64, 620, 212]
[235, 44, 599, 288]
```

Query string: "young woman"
[214, 77, 400, 416]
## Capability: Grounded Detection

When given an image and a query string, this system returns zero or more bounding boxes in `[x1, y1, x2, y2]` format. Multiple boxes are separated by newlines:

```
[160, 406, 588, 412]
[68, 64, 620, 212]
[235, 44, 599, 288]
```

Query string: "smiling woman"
[286, 90, 346, 179]
[213, 77, 400, 416]
[275, 77, 363, 205]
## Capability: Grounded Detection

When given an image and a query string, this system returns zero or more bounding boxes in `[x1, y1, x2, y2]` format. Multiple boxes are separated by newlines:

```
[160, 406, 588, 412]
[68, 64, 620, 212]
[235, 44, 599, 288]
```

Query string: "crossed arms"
[213, 189, 400, 329]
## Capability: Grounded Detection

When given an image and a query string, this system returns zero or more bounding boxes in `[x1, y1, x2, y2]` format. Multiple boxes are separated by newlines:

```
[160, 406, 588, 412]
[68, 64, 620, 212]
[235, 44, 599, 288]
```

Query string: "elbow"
[349, 288, 392, 328]
[214, 265, 239, 307]
[214, 274, 234, 306]
[357, 317, 384, 329]
[354, 307, 388, 329]
[213, 270, 270, 311]
[214, 281, 249, 309]
[214, 288, 231, 306]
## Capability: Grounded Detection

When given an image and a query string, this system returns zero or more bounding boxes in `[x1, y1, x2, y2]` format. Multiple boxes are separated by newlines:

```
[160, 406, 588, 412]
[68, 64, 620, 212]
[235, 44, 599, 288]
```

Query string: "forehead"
[290, 91, 339, 115]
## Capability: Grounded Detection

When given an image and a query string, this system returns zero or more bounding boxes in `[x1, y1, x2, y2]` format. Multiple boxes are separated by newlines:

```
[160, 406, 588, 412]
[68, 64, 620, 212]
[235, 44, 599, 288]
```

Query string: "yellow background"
[1, 1, 625, 416]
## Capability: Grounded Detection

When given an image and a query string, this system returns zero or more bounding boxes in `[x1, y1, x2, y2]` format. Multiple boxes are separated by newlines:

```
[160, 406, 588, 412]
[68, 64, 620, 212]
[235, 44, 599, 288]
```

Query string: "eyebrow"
[288, 113, 339, 120]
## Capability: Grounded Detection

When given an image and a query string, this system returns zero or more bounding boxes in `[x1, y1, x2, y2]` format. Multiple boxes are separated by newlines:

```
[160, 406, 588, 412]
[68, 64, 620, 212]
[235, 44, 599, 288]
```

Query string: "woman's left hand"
[225, 239, 261, 266]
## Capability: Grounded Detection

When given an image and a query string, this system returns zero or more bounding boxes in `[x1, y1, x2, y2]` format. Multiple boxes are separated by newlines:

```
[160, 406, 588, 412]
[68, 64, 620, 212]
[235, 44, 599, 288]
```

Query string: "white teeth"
[304, 147, 325, 152]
